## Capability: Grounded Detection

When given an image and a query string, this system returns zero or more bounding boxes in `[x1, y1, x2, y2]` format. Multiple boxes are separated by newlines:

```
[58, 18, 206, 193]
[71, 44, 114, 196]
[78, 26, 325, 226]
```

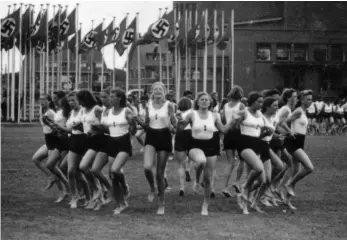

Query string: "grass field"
[1, 126, 347, 240]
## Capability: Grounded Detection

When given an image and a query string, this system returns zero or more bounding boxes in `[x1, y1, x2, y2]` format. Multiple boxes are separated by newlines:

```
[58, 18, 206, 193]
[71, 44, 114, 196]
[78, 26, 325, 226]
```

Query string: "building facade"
[169, 2, 347, 98]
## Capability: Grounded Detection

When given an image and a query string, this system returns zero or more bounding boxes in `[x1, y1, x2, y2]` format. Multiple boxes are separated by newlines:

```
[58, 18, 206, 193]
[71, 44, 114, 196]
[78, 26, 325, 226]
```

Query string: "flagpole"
[231, 9, 234, 89]
[177, 9, 181, 100]
[125, 13, 129, 94]
[57, 4, 61, 90]
[184, 8, 188, 90]
[100, 18, 105, 91]
[30, 5, 35, 121]
[17, 3, 23, 123]
[212, 8, 217, 92]
[164, 8, 170, 91]
[51, 5, 56, 94]
[194, 8, 198, 96]
[90, 20, 94, 92]
[158, 8, 162, 83]
[23, 4, 28, 121]
[112, 16, 116, 88]
[75, 3, 79, 89]
[45, 4, 49, 94]
[187, 6, 192, 91]
[136, 12, 141, 93]
[221, 10, 225, 98]
[6, 5, 11, 121]
[173, 4, 178, 101]
[79, 22, 82, 88]
[11, 4, 16, 121]
[203, 9, 208, 92]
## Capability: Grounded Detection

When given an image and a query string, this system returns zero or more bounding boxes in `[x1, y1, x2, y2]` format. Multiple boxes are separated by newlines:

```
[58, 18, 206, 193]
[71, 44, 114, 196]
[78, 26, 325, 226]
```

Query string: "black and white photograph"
[1, 1, 347, 239]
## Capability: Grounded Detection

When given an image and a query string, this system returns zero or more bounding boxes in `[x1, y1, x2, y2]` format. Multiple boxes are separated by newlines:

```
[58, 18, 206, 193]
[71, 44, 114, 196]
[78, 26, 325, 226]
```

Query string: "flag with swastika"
[115, 17, 137, 56]
[1, 7, 20, 40]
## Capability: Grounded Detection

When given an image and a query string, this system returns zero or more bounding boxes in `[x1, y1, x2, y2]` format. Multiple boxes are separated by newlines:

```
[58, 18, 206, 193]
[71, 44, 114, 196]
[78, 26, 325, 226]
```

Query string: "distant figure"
[1, 97, 7, 121]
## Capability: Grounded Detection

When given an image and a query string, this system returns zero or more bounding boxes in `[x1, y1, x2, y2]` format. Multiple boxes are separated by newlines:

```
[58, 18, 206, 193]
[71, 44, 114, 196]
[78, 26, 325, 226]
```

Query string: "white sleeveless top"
[240, 108, 264, 138]
[324, 104, 333, 113]
[54, 109, 67, 128]
[107, 108, 129, 137]
[182, 109, 192, 130]
[148, 101, 170, 129]
[315, 101, 324, 111]
[291, 108, 308, 135]
[82, 106, 100, 134]
[101, 107, 109, 125]
[307, 103, 316, 114]
[66, 108, 83, 134]
[41, 109, 55, 134]
[224, 102, 241, 123]
[276, 105, 292, 123]
[336, 105, 344, 114]
[191, 110, 215, 140]
[138, 104, 147, 121]
[262, 115, 278, 142]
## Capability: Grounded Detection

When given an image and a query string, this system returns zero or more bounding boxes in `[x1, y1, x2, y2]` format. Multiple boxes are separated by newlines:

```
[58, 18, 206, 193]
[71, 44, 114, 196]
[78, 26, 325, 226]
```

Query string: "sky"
[0, 0, 173, 72]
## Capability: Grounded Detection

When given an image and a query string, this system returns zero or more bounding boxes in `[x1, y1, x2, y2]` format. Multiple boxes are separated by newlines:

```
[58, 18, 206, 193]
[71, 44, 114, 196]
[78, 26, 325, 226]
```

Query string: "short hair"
[177, 97, 192, 111]
[247, 91, 263, 106]
[281, 88, 296, 104]
[262, 97, 278, 113]
[77, 90, 97, 109]
[53, 90, 66, 100]
[183, 90, 193, 97]
[67, 91, 78, 98]
[110, 88, 127, 108]
[150, 82, 167, 100]
[296, 89, 313, 108]
[263, 89, 280, 98]
[193, 92, 212, 110]
[227, 85, 244, 100]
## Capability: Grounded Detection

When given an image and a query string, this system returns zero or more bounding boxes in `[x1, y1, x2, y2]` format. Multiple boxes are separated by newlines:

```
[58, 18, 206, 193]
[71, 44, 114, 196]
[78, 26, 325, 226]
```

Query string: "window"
[256, 43, 271, 61]
[192, 69, 200, 80]
[293, 44, 308, 61]
[207, 68, 213, 80]
[96, 63, 103, 68]
[161, 54, 166, 62]
[81, 63, 87, 68]
[141, 69, 145, 78]
[62, 62, 67, 67]
[313, 45, 328, 62]
[276, 44, 291, 61]
[129, 69, 133, 78]
[331, 44, 344, 62]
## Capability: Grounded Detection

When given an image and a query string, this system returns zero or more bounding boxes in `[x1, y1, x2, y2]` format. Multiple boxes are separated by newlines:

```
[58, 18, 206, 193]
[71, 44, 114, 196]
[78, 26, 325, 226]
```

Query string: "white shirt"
[82, 106, 100, 134]
[66, 108, 83, 134]
[191, 110, 215, 140]
[240, 109, 264, 138]
[148, 101, 170, 129]
[291, 109, 308, 135]
[40, 109, 55, 134]
[107, 108, 129, 137]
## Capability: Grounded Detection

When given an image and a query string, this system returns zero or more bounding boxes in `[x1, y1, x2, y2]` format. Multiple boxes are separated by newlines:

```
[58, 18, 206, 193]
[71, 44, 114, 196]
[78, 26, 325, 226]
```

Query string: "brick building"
[129, 2, 347, 99]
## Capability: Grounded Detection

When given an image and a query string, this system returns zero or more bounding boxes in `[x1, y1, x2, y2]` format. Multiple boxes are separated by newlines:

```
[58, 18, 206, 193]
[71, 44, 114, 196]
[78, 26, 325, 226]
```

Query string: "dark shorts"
[188, 135, 220, 157]
[52, 135, 70, 152]
[45, 134, 58, 150]
[98, 134, 110, 153]
[69, 134, 87, 155]
[306, 112, 316, 119]
[86, 134, 105, 152]
[270, 138, 283, 152]
[283, 134, 305, 154]
[174, 129, 192, 152]
[323, 112, 332, 119]
[145, 127, 172, 152]
[237, 134, 263, 156]
[107, 133, 132, 158]
[259, 141, 271, 161]
[223, 130, 241, 150]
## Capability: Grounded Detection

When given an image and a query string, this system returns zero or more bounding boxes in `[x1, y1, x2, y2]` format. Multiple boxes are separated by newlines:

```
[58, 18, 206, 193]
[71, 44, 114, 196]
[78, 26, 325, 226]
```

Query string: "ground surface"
[1, 125, 347, 240]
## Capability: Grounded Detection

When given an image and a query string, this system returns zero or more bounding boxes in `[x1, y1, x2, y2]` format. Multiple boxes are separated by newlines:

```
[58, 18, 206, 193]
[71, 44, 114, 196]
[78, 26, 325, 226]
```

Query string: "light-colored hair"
[150, 81, 167, 101]
[193, 92, 212, 110]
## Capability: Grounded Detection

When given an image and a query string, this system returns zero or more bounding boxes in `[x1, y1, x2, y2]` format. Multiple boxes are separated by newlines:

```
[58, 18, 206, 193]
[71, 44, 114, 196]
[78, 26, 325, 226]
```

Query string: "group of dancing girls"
[32, 81, 314, 216]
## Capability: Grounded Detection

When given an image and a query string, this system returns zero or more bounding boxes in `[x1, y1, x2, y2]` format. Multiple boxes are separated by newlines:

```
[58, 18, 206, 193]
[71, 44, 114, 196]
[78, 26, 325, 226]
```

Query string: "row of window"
[47, 62, 104, 68]
[256, 43, 347, 62]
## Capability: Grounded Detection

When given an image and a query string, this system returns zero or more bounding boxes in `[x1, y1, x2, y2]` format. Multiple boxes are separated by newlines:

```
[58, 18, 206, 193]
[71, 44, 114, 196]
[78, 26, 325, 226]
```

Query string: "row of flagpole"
[1, 3, 235, 122]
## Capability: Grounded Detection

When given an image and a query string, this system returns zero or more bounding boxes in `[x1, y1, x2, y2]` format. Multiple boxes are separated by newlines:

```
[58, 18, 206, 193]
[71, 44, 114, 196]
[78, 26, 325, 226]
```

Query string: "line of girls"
[32, 83, 315, 216]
